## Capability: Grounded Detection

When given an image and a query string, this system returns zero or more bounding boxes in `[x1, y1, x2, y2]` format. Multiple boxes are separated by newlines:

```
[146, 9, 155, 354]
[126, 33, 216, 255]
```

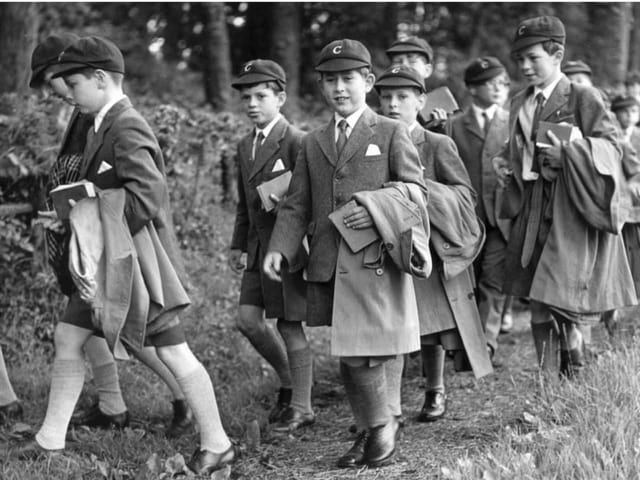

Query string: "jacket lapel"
[249, 117, 287, 181]
[337, 107, 375, 169]
[541, 75, 571, 121]
[410, 126, 426, 147]
[463, 107, 484, 141]
[238, 133, 253, 174]
[316, 118, 337, 166]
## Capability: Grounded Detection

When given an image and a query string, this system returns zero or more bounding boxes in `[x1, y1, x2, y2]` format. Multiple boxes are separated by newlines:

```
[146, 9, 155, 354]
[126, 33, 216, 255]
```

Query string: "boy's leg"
[0, 344, 22, 424]
[553, 313, 584, 378]
[336, 360, 368, 468]
[383, 355, 404, 421]
[417, 339, 446, 422]
[530, 301, 559, 372]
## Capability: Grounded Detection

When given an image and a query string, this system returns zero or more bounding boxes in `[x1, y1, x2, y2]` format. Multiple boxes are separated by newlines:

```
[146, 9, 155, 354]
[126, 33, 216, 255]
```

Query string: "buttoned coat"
[447, 106, 511, 240]
[231, 117, 305, 271]
[500, 76, 636, 312]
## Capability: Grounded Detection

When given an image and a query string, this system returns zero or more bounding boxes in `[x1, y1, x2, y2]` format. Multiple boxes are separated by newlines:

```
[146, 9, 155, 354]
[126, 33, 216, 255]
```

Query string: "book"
[256, 170, 292, 212]
[328, 200, 380, 253]
[536, 121, 582, 148]
[422, 86, 460, 118]
[49, 180, 96, 220]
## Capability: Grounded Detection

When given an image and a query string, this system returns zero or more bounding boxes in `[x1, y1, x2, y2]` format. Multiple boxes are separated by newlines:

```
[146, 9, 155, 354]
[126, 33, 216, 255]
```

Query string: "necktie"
[530, 92, 545, 142]
[252, 131, 265, 161]
[336, 119, 348, 156]
[482, 111, 491, 137]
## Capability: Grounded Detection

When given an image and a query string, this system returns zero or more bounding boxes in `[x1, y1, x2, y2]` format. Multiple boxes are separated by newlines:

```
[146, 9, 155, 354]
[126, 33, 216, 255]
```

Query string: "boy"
[494, 16, 636, 376]
[611, 95, 640, 152]
[375, 65, 491, 423]
[264, 39, 426, 468]
[229, 59, 313, 432]
[447, 57, 512, 359]
[13, 36, 234, 475]
[29, 34, 193, 438]
[562, 60, 593, 87]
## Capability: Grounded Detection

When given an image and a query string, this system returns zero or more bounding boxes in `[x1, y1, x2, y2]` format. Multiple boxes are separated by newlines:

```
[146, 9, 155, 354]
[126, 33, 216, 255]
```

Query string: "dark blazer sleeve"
[230, 153, 249, 251]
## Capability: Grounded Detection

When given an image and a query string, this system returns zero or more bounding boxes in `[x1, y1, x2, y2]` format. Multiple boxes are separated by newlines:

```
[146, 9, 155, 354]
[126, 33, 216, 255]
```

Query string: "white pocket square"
[365, 144, 381, 156]
[97, 161, 113, 174]
[272, 159, 285, 172]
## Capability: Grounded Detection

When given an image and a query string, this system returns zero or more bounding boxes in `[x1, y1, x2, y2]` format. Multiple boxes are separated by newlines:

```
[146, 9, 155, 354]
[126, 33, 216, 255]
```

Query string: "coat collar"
[462, 106, 484, 141]
[249, 116, 288, 181]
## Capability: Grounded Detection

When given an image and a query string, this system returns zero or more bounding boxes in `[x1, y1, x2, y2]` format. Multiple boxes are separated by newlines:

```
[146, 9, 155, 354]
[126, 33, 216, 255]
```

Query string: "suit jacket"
[80, 97, 186, 286]
[500, 76, 636, 311]
[230, 117, 305, 271]
[447, 106, 511, 239]
[269, 107, 426, 282]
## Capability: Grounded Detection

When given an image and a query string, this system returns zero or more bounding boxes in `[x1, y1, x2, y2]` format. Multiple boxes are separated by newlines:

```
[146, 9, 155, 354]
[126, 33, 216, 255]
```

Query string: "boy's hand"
[34, 210, 65, 234]
[343, 205, 373, 229]
[263, 251, 283, 282]
[429, 108, 448, 128]
[492, 156, 513, 187]
[538, 130, 563, 182]
[228, 249, 246, 274]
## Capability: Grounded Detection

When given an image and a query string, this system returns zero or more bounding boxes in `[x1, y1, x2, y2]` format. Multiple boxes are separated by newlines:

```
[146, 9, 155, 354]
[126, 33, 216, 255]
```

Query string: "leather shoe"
[166, 399, 194, 438]
[0, 401, 23, 425]
[271, 407, 315, 433]
[10, 437, 63, 459]
[417, 390, 447, 422]
[187, 444, 237, 475]
[363, 417, 398, 468]
[268, 387, 291, 423]
[70, 402, 130, 429]
[337, 430, 368, 468]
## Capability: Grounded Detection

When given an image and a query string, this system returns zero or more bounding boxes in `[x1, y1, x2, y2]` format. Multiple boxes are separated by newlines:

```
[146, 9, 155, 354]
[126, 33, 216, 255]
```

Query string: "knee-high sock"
[176, 363, 231, 453]
[350, 363, 390, 429]
[288, 347, 313, 414]
[36, 358, 86, 450]
[131, 346, 185, 401]
[421, 345, 445, 392]
[91, 363, 127, 415]
[340, 361, 366, 431]
[531, 321, 559, 371]
[244, 327, 292, 388]
[0, 345, 18, 406]
[384, 355, 404, 417]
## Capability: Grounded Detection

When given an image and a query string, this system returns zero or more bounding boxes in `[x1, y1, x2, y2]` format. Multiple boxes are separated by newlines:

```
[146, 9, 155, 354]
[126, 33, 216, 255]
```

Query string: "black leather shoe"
[11, 437, 63, 459]
[0, 401, 23, 425]
[166, 399, 194, 438]
[268, 387, 292, 423]
[560, 347, 584, 379]
[70, 403, 130, 430]
[417, 390, 447, 423]
[337, 430, 368, 468]
[271, 407, 315, 433]
[187, 444, 237, 475]
[363, 418, 398, 468]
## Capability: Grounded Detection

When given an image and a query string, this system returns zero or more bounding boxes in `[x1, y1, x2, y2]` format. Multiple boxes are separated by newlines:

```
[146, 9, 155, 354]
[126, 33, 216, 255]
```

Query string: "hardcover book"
[256, 171, 292, 212]
[328, 200, 380, 253]
[536, 121, 582, 147]
[50, 180, 96, 220]
[422, 86, 460, 118]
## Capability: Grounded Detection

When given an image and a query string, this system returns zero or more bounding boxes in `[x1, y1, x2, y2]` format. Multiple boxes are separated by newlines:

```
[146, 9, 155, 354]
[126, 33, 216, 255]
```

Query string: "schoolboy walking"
[264, 39, 427, 468]
[11, 36, 234, 475]
[375, 64, 492, 423]
[494, 16, 636, 376]
[447, 57, 512, 359]
[229, 59, 313, 432]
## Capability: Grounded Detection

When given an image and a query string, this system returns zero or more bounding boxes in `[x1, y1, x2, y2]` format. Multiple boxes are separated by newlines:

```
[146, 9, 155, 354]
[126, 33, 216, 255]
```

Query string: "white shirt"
[94, 93, 127, 132]
[472, 103, 498, 131]
[623, 126, 634, 143]
[408, 121, 420, 133]
[334, 105, 367, 141]
[255, 113, 282, 144]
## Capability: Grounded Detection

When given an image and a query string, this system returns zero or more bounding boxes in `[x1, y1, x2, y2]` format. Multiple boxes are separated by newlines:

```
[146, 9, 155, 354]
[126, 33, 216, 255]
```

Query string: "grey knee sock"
[244, 328, 292, 388]
[92, 362, 127, 416]
[0, 345, 18, 406]
[350, 364, 390, 428]
[288, 347, 313, 414]
[36, 358, 86, 450]
[421, 345, 445, 392]
[340, 361, 366, 431]
[384, 356, 404, 417]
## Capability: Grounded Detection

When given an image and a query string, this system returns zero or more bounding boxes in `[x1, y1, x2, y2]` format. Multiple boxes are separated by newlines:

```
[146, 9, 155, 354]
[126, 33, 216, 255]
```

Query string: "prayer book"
[256, 171, 292, 212]
[50, 180, 96, 220]
[536, 121, 582, 148]
[328, 200, 380, 253]
[423, 86, 460, 118]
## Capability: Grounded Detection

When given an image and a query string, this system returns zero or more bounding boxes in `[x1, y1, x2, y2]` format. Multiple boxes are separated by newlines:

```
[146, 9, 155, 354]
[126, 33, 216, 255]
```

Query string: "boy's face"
[319, 70, 374, 118]
[616, 105, 640, 129]
[239, 83, 285, 128]
[63, 72, 105, 114]
[566, 72, 592, 87]
[627, 83, 640, 99]
[390, 53, 432, 80]
[469, 73, 509, 109]
[378, 87, 424, 126]
[513, 43, 562, 89]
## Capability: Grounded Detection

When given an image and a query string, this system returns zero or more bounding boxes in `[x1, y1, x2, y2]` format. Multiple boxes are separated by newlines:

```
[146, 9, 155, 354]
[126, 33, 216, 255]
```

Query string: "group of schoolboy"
[1, 13, 638, 474]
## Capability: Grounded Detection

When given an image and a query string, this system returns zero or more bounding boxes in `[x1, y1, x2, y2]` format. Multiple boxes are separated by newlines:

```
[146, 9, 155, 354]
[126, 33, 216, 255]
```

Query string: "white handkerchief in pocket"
[272, 159, 285, 172]
[365, 144, 381, 156]
[98, 161, 113, 174]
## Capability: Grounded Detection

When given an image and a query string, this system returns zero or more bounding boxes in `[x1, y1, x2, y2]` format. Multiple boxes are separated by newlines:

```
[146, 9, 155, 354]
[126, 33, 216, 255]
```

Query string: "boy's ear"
[553, 47, 565, 64]
[94, 69, 109, 88]
[423, 62, 434, 80]
[364, 72, 376, 93]
[417, 92, 427, 110]
[277, 90, 287, 107]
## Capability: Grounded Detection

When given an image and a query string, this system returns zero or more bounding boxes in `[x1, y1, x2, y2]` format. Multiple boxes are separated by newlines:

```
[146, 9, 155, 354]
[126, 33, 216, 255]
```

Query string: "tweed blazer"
[230, 116, 305, 271]
[269, 107, 426, 282]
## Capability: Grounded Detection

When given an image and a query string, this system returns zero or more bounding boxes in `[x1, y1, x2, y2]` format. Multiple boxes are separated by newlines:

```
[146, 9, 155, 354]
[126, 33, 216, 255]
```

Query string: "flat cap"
[231, 59, 286, 90]
[611, 95, 639, 111]
[29, 33, 80, 88]
[374, 65, 426, 93]
[464, 56, 506, 85]
[511, 16, 565, 53]
[385, 36, 433, 63]
[52, 36, 125, 78]
[316, 39, 371, 72]
[562, 60, 592, 76]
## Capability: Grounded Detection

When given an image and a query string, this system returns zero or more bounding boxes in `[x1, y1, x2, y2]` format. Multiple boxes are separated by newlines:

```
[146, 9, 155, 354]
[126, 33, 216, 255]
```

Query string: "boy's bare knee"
[236, 306, 266, 337]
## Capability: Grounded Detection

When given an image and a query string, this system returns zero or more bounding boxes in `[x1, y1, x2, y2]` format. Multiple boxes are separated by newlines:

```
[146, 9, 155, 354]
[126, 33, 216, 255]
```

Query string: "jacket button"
[385, 243, 394, 251]
[375, 268, 384, 276]
[443, 242, 450, 249]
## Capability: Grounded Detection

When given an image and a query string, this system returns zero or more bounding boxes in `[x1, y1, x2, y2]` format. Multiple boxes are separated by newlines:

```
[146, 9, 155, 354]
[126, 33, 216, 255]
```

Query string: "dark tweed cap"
[385, 36, 433, 63]
[374, 65, 426, 93]
[511, 16, 565, 53]
[464, 57, 506, 85]
[29, 33, 80, 88]
[611, 95, 639, 111]
[563, 60, 592, 76]
[231, 59, 286, 90]
[316, 39, 371, 72]
[51, 36, 125, 78]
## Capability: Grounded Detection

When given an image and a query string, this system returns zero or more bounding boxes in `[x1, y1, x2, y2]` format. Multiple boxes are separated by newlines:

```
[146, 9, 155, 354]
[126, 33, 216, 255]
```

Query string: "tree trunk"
[629, 3, 640, 73]
[202, 2, 232, 110]
[0, 3, 39, 94]
[270, 3, 302, 118]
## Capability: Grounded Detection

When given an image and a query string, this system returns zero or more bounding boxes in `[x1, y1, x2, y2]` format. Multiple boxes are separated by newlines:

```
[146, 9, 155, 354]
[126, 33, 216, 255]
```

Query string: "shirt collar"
[94, 94, 127, 133]
[533, 72, 563, 103]
[471, 103, 498, 122]
[408, 121, 420, 133]
[335, 104, 368, 135]
[255, 113, 282, 141]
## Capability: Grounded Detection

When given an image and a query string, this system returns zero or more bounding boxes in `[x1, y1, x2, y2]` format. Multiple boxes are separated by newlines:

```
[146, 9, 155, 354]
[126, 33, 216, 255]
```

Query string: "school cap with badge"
[385, 36, 433, 64]
[374, 65, 426, 93]
[464, 57, 506, 85]
[51, 35, 125, 78]
[231, 59, 286, 90]
[315, 39, 371, 72]
[29, 32, 80, 88]
[611, 95, 640, 112]
[511, 15, 566, 53]
[562, 60, 592, 76]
